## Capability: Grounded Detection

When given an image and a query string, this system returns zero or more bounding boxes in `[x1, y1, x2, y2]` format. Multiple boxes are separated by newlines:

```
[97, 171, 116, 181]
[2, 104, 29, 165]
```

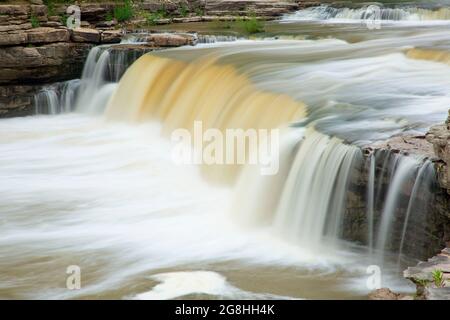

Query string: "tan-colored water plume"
[406, 48, 450, 65]
[106, 54, 306, 184]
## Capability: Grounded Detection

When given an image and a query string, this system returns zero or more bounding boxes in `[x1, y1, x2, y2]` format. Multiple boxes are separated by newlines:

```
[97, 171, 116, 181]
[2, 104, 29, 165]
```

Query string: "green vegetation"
[195, 8, 204, 17]
[144, 5, 172, 25]
[432, 269, 445, 287]
[30, 14, 40, 28]
[179, 4, 189, 17]
[59, 13, 68, 26]
[46, 1, 56, 17]
[114, 0, 134, 22]
[237, 16, 265, 34]
[145, 12, 162, 26]
[212, 19, 233, 30]
[106, 11, 113, 22]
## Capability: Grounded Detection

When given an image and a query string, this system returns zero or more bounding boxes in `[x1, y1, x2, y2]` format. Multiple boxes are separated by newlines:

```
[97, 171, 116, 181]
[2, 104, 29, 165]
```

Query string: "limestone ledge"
[404, 247, 450, 300]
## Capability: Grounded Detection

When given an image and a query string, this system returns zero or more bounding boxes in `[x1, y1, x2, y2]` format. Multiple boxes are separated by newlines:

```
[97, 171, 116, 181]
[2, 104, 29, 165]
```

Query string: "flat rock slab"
[71, 28, 101, 43]
[365, 135, 435, 159]
[27, 27, 70, 44]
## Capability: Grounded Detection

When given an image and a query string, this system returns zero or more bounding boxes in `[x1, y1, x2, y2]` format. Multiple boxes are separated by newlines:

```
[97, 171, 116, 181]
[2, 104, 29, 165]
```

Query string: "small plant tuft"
[106, 11, 113, 22]
[237, 16, 265, 34]
[59, 13, 68, 27]
[195, 8, 204, 17]
[146, 12, 162, 26]
[179, 4, 189, 17]
[114, 0, 134, 22]
[30, 14, 40, 28]
[432, 269, 445, 287]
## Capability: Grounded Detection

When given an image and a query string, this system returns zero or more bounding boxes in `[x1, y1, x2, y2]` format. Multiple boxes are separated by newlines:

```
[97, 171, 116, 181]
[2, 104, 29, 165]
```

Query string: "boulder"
[27, 27, 70, 44]
[71, 28, 101, 43]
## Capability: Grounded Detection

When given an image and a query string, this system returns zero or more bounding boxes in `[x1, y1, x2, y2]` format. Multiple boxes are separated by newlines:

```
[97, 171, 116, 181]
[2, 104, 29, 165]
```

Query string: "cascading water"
[75, 45, 152, 114]
[4, 16, 450, 299]
[283, 5, 450, 23]
[34, 80, 80, 115]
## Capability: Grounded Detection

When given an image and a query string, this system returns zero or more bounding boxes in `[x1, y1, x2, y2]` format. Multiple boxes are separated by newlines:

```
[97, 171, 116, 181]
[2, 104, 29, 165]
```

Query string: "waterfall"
[271, 129, 359, 248]
[102, 50, 441, 258]
[34, 80, 80, 115]
[375, 155, 419, 255]
[361, 150, 436, 261]
[75, 45, 152, 114]
[33, 44, 151, 116]
[283, 5, 450, 22]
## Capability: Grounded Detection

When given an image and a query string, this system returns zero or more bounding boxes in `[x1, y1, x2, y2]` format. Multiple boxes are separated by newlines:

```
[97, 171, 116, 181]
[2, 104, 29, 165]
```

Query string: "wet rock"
[71, 28, 101, 43]
[368, 135, 436, 159]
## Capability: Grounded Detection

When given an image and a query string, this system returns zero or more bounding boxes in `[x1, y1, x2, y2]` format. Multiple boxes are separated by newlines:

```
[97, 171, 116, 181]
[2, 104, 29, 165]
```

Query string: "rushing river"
[2, 3, 450, 299]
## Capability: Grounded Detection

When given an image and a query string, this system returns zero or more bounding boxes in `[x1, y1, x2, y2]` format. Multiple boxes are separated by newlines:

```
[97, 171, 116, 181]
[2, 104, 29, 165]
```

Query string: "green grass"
[59, 13, 68, 27]
[179, 4, 189, 17]
[212, 19, 233, 30]
[106, 11, 113, 22]
[237, 16, 265, 34]
[432, 269, 445, 287]
[30, 14, 40, 28]
[114, 0, 134, 22]
[145, 12, 161, 26]
[195, 8, 204, 17]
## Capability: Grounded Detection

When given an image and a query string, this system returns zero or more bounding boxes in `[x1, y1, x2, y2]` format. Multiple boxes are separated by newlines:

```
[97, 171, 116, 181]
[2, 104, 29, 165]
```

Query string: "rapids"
[2, 4, 450, 299]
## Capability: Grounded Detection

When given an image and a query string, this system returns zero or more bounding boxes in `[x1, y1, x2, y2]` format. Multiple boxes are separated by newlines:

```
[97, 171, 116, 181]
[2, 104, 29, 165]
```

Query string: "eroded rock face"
[426, 112, 450, 194]
[0, 42, 93, 84]
[342, 133, 450, 260]
[0, 84, 44, 117]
